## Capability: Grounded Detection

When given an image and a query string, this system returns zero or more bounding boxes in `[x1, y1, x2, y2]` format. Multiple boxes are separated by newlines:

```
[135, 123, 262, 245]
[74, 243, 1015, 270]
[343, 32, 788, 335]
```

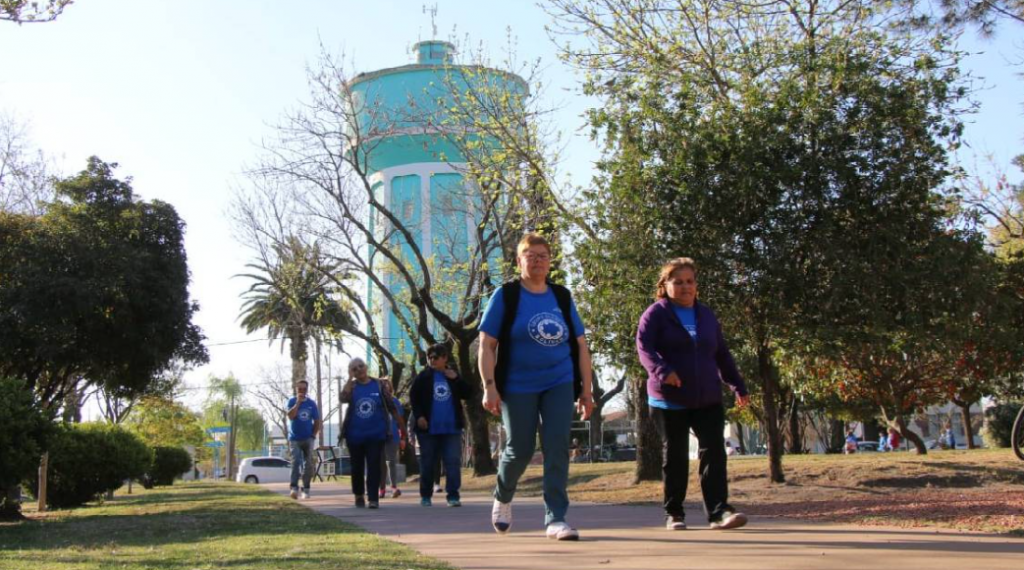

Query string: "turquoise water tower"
[349, 40, 528, 366]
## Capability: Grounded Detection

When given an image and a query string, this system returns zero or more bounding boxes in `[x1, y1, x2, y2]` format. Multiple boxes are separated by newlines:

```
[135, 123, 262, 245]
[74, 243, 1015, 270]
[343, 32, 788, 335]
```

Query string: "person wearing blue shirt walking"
[340, 357, 397, 509]
[411, 343, 470, 507]
[478, 233, 595, 541]
[286, 379, 321, 500]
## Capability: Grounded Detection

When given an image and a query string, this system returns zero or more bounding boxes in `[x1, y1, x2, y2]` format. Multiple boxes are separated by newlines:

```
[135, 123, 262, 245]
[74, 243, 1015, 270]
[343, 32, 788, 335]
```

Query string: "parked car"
[236, 456, 291, 484]
[857, 441, 880, 452]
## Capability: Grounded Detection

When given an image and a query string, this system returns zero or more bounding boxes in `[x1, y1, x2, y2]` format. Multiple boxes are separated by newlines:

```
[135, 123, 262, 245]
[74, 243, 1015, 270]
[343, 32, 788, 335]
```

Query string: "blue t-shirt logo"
[433, 382, 452, 402]
[355, 397, 376, 419]
[528, 312, 567, 346]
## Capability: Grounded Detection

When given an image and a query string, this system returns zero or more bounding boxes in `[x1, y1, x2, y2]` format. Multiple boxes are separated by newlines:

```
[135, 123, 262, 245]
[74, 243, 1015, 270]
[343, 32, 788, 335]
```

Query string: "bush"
[983, 401, 1022, 448]
[143, 446, 192, 488]
[28, 422, 152, 508]
[0, 377, 54, 518]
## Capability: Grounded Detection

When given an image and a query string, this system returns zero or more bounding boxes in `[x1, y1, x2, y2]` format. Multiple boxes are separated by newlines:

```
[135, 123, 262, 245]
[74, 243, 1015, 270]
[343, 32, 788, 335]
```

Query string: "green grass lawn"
[0, 481, 452, 570]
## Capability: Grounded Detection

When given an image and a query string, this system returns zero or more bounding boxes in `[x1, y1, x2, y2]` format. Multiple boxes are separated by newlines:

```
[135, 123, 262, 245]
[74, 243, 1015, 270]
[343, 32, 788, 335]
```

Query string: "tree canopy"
[0, 157, 207, 411]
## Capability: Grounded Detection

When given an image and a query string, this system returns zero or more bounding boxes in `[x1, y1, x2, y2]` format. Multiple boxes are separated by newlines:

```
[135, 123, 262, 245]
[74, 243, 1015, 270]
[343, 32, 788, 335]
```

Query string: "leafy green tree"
[550, 0, 969, 480]
[0, 377, 54, 519]
[0, 157, 208, 411]
[124, 396, 204, 449]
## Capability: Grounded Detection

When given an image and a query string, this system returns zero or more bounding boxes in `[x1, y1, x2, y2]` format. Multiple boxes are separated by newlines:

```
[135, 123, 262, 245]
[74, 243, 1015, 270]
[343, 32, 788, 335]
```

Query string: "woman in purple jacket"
[636, 257, 751, 531]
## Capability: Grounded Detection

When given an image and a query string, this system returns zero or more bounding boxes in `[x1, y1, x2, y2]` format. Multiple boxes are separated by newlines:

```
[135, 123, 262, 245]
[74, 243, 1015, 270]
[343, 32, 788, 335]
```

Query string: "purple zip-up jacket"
[636, 299, 748, 409]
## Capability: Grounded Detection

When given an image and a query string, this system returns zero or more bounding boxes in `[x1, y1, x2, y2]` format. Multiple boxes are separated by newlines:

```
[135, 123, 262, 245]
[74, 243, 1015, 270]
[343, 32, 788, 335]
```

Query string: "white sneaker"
[435, 484, 444, 493]
[546, 521, 579, 541]
[289, 489, 298, 499]
[709, 511, 748, 530]
[300, 490, 310, 500]
[491, 499, 512, 534]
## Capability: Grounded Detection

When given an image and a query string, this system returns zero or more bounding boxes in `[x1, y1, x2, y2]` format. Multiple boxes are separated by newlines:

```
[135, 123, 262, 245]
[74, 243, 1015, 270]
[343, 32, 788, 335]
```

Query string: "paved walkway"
[267, 481, 1024, 570]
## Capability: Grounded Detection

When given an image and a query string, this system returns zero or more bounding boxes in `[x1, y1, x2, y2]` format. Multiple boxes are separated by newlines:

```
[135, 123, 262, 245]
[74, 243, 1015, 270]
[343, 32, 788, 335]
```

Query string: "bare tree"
[0, 113, 54, 215]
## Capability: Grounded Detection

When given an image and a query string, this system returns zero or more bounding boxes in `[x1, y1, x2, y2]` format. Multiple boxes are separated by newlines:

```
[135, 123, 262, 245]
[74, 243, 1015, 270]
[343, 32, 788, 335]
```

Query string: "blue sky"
[1, 1, 1021, 416]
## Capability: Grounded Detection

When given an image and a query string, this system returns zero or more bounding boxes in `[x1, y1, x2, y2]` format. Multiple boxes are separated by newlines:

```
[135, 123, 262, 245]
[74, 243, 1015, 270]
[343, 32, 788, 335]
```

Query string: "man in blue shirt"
[286, 379, 321, 499]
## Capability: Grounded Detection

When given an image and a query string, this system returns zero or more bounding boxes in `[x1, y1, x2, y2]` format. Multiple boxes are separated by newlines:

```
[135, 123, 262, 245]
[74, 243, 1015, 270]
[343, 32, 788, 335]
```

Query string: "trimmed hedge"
[983, 402, 1022, 448]
[143, 446, 192, 488]
[29, 422, 152, 508]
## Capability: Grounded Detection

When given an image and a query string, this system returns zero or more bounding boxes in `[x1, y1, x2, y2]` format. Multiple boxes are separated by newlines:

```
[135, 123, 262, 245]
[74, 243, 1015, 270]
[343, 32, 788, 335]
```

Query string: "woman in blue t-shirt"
[410, 343, 470, 507]
[340, 357, 397, 509]
[478, 233, 595, 541]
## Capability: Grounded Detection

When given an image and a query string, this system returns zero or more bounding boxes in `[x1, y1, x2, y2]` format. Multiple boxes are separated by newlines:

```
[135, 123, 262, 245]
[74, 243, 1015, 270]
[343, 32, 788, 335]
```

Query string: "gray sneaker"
[710, 511, 747, 530]
[666, 515, 687, 530]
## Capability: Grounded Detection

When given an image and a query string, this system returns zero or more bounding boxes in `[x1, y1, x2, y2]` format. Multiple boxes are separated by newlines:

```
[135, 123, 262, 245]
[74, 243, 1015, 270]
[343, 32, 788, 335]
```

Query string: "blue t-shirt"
[649, 305, 697, 411]
[429, 371, 459, 435]
[345, 381, 387, 444]
[286, 397, 320, 441]
[479, 286, 586, 394]
[389, 397, 403, 442]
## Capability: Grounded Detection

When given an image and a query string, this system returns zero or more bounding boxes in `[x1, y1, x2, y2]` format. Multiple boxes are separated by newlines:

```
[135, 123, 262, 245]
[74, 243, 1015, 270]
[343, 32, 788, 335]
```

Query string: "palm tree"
[237, 237, 355, 394]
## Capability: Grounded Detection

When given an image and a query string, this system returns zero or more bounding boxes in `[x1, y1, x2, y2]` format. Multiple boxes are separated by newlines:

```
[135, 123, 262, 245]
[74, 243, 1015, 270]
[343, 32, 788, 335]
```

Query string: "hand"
[416, 417, 428, 430]
[664, 372, 682, 387]
[444, 368, 457, 379]
[736, 394, 751, 408]
[482, 386, 502, 416]
[576, 393, 594, 420]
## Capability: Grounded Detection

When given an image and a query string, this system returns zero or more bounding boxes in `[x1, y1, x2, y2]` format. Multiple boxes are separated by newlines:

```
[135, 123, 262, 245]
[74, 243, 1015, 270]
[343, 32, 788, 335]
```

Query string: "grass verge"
[0, 481, 452, 570]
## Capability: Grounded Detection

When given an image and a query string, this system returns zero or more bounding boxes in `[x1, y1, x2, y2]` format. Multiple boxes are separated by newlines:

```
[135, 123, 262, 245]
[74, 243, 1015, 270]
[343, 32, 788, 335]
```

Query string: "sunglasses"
[428, 354, 445, 361]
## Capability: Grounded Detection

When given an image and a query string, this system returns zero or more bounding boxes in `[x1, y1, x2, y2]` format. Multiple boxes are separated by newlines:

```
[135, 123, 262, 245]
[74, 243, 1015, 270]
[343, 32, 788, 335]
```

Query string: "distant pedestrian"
[286, 379, 322, 500]
[479, 233, 595, 540]
[948, 426, 957, 450]
[340, 357, 397, 509]
[845, 430, 858, 454]
[378, 381, 407, 500]
[637, 257, 751, 531]
[411, 343, 470, 507]
[887, 427, 901, 451]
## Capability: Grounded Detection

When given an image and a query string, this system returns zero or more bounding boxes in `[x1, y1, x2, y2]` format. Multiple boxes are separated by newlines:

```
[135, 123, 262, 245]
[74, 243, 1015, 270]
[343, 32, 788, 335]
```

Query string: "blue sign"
[207, 426, 231, 434]
[205, 441, 224, 448]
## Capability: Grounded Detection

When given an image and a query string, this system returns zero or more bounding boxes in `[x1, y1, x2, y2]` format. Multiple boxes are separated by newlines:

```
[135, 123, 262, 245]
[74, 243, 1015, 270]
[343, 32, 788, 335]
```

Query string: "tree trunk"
[895, 414, 927, 454]
[959, 401, 976, 450]
[456, 339, 496, 476]
[289, 329, 307, 392]
[37, 452, 48, 512]
[758, 344, 785, 483]
[736, 424, 747, 455]
[787, 395, 803, 454]
[227, 396, 238, 479]
[634, 379, 662, 483]
[829, 418, 846, 453]
[314, 337, 324, 449]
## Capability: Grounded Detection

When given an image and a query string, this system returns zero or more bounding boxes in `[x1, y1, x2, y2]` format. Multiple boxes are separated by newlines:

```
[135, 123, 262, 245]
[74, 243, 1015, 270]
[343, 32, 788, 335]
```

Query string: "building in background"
[349, 39, 527, 367]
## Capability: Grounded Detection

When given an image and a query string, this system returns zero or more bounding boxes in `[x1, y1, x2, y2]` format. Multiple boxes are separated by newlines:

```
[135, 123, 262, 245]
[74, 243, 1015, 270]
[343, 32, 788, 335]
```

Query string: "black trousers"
[652, 404, 732, 522]
[348, 440, 383, 499]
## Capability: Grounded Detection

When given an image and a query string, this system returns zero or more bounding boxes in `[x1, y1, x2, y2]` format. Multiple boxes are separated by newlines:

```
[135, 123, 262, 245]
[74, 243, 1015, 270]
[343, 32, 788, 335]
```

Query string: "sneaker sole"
[548, 532, 580, 541]
[493, 523, 511, 534]
[666, 524, 687, 531]
[710, 513, 748, 530]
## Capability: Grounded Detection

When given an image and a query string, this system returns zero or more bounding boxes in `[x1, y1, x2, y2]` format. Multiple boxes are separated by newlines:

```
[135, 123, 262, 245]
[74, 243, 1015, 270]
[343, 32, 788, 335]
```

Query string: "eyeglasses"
[428, 354, 445, 361]
[521, 253, 550, 262]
